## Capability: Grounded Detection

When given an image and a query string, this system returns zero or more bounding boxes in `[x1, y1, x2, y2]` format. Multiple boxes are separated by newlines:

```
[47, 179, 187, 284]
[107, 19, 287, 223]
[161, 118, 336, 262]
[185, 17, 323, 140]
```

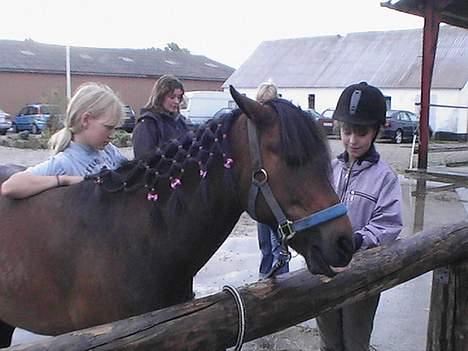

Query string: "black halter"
[246, 119, 347, 278]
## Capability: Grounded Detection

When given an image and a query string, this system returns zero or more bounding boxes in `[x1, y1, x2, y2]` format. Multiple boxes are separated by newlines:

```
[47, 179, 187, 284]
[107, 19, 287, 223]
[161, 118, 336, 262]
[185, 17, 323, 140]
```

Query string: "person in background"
[132, 74, 188, 159]
[1, 82, 127, 199]
[317, 82, 403, 351]
[255, 81, 290, 279]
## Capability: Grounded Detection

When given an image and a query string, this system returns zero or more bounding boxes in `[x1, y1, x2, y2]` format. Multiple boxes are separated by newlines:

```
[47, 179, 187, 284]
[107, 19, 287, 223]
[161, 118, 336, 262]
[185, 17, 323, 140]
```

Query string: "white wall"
[227, 85, 468, 134]
[230, 87, 343, 114]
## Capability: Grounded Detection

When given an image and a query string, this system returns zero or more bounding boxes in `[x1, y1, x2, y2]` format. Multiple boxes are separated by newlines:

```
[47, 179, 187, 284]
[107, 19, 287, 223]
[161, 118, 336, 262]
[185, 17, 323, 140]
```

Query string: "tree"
[164, 42, 190, 53]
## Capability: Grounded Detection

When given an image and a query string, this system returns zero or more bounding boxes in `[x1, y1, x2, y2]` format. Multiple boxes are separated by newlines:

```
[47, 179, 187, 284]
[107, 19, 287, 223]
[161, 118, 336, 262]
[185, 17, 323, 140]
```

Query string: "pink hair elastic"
[170, 177, 182, 189]
[224, 158, 234, 169]
[147, 192, 159, 201]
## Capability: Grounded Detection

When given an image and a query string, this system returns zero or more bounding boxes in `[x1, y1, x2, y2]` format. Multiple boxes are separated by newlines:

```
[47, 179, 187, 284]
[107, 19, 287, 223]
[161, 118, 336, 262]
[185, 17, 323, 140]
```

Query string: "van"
[180, 91, 236, 126]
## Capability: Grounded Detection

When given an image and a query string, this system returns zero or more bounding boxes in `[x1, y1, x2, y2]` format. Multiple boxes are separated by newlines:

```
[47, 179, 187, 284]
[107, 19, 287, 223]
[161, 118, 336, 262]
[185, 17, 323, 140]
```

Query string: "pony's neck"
[160, 167, 243, 277]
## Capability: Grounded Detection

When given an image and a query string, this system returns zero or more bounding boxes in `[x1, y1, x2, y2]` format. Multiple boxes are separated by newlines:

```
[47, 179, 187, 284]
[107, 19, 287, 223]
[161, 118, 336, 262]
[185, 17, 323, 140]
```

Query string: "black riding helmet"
[332, 82, 386, 127]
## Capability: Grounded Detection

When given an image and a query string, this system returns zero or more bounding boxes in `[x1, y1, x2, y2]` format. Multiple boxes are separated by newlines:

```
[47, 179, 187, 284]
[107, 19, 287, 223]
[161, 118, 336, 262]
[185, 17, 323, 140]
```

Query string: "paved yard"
[1, 138, 467, 173]
[2, 138, 468, 350]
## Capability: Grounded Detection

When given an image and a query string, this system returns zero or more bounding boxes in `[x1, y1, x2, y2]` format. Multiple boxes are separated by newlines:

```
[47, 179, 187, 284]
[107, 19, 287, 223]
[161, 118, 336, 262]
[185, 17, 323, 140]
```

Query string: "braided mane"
[88, 99, 330, 218]
[89, 110, 241, 201]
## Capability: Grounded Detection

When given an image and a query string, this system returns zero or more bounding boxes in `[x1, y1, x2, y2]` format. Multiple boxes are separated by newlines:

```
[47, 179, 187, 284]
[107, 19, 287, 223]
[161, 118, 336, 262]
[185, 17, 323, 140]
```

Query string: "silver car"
[0, 109, 12, 135]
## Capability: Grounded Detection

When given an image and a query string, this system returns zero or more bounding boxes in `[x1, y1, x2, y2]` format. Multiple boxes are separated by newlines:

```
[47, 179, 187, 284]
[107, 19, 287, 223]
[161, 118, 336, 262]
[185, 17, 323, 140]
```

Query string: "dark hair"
[340, 121, 380, 134]
[145, 75, 184, 113]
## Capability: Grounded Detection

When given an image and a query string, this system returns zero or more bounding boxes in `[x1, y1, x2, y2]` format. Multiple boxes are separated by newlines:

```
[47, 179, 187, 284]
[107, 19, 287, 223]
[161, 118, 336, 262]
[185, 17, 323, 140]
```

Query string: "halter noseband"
[246, 118, 347, 277]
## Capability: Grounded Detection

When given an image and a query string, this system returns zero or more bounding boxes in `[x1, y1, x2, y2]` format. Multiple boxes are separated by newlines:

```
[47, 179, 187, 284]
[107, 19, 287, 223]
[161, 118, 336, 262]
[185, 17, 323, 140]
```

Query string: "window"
[398, 112, 410, 122]
[407, 112, 419, 122]
[28, 106, 39, 115]
[20, 50, 35, 56]
[308, 94, 315, 110]
[118, 56, 134, 63]
[80, 54, 93, 60]
[384, 96, 392, 110]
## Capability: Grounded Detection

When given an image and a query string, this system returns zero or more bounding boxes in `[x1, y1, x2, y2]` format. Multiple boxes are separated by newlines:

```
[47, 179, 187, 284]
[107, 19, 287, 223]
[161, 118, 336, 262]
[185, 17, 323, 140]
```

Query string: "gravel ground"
[2, 137, 468, 350]
[1, 136, 468, 172]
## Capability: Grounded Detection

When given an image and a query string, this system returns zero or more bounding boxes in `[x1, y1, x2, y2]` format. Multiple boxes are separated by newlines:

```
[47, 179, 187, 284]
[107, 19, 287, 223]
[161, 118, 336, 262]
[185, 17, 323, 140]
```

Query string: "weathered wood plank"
[453, 261, 468, 351]
[427, 260, 468, 351]
[7, 221, 468, 351]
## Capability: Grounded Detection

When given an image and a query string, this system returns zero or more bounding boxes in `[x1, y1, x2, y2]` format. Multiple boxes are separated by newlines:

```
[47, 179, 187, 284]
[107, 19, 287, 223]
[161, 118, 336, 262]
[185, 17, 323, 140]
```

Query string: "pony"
[0, 86, 354, 347]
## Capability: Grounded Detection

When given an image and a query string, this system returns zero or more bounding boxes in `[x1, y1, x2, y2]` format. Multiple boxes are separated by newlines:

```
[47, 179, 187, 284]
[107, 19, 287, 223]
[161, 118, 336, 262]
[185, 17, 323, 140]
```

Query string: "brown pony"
[0, 86, 353, 347]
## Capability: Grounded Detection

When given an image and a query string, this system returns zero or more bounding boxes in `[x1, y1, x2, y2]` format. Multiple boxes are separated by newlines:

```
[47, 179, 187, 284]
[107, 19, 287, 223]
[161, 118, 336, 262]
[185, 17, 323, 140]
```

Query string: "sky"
[0, 0, 424, 69]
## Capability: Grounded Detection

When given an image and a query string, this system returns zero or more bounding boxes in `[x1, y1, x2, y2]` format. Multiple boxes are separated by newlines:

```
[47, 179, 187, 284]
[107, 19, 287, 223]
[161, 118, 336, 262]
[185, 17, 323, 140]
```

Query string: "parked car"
[0, 108, 12, 135]
[379, 109, 433, 144]
[119, 105, 136, 132]
[305, 109, 335, 135]
[13, 103, 62, 134]
[321, 108, 335, 120]
[318, 109, 336, 135]
[181, 91, 235, 126]
[213, 107, 234, 119]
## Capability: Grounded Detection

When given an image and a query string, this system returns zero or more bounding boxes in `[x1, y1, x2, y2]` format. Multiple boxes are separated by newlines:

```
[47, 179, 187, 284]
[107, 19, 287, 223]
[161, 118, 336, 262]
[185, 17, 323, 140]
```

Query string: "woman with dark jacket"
[132, 74, 188, 158]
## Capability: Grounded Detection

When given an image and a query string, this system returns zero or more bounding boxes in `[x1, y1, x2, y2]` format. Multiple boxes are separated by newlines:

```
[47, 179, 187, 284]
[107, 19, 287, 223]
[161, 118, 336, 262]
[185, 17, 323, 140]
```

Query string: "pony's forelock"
[265, 99, 331, 178]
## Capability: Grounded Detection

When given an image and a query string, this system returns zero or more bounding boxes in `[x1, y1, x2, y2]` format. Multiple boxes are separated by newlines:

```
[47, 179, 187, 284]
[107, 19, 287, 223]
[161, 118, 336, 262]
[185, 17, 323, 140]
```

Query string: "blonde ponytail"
[48, 128, 73, 155]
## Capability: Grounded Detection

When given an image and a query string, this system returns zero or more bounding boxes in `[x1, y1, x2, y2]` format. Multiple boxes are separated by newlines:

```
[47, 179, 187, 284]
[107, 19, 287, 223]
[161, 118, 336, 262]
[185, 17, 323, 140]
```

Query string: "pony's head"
[229, 86, 354, 276]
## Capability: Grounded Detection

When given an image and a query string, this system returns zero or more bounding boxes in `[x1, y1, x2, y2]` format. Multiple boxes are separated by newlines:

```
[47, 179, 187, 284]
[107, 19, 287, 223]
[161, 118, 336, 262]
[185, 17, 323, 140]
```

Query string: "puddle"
[399, 175, 468, 237]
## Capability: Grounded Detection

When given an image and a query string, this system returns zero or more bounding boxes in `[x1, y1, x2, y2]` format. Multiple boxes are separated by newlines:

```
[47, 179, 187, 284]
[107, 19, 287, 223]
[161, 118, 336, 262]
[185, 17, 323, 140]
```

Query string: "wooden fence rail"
[7, 221, 468, 351]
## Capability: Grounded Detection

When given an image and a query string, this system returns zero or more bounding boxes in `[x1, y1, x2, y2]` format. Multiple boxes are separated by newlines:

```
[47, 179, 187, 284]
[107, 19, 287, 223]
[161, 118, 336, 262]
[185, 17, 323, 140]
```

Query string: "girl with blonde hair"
[254, 81, 289, 278]
[256, 81, 278, 104]
[2, 82, 128, 199]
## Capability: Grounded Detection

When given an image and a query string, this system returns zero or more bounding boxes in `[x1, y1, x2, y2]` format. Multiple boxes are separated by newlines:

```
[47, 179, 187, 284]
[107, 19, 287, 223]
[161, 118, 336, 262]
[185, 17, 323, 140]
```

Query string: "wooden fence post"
[427, 260, 468, 351]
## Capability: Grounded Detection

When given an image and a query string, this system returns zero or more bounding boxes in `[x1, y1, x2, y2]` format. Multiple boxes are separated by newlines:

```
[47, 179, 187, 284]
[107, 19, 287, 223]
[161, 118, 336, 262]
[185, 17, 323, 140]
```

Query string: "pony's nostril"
[337, 235, 354, 262]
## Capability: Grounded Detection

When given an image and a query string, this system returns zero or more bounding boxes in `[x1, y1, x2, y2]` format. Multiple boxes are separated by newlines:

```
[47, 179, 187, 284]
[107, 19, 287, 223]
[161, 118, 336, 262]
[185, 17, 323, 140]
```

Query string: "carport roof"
[381, 0, 468, 29]
[0, 39, 234, 81]
[223, 25, 468, 90]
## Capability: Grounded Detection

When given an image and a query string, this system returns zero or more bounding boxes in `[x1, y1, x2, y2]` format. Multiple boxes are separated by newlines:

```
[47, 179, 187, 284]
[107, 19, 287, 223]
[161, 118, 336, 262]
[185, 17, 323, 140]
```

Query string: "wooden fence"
[6, 221, 468, 351]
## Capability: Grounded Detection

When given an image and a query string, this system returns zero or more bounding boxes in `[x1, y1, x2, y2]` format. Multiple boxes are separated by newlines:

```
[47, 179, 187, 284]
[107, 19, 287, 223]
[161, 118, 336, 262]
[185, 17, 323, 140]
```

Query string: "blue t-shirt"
[28, 142, 128, 176]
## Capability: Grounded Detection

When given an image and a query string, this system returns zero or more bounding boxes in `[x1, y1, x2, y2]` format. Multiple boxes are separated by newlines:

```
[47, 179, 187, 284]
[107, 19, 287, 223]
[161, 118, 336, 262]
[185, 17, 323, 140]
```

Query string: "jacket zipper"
[340, 160, 356, 202]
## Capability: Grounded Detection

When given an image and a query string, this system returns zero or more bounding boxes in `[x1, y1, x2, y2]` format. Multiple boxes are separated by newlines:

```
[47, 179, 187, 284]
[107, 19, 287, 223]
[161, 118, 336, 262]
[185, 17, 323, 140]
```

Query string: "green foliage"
[41, 88, 67, 135]
[112, 129, 132, 147]
[164, 42, 190, 53]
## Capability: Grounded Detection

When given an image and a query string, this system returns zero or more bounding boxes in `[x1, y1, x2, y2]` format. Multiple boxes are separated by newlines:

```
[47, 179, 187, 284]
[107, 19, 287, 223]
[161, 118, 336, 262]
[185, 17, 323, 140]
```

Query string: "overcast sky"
[1, 0, 424, 68]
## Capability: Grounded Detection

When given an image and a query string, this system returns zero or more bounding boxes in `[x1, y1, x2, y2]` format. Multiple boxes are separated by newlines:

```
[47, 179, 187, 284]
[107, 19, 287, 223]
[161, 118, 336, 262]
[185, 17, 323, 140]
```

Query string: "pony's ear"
[229, 85, 274, 127]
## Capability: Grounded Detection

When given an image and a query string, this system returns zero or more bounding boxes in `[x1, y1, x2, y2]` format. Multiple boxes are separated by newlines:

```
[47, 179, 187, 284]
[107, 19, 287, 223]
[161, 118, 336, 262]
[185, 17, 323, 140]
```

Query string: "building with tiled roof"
[0, 39, 234, 118]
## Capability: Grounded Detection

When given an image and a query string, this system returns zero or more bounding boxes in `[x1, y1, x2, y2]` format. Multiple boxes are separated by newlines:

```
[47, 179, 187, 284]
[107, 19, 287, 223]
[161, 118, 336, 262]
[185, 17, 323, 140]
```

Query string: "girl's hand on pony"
[58, 175, 84, 186]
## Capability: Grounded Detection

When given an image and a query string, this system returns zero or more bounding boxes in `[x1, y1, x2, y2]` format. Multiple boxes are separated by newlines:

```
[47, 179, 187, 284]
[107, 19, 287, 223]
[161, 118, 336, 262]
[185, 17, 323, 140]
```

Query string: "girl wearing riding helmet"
[132, 74, 188, 159]
[317, 82, 403, 351]
[2, 82, 127, 199]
